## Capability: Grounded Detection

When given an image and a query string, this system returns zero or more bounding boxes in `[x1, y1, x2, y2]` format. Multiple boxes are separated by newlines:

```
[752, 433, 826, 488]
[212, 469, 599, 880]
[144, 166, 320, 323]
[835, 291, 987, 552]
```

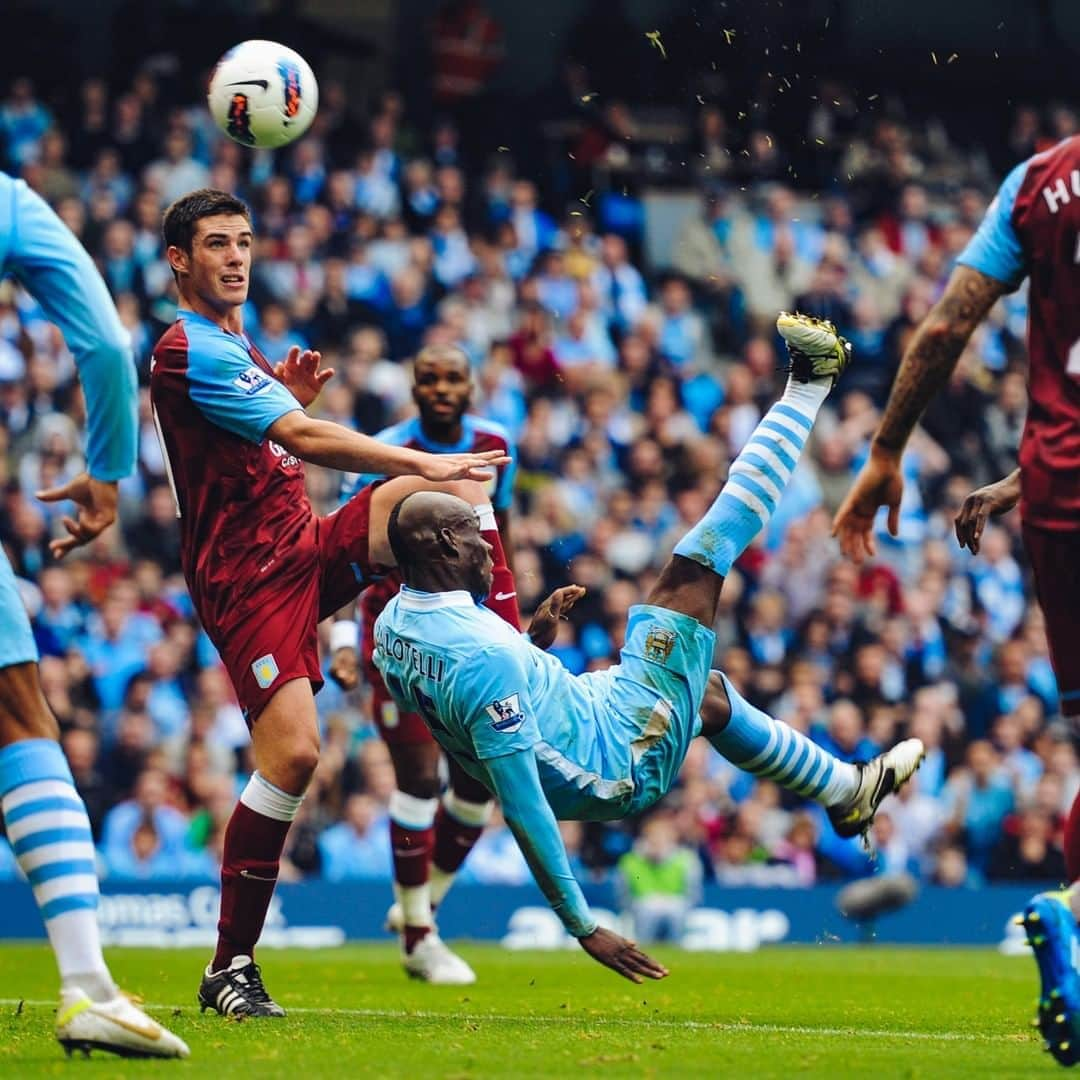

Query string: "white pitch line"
[0, 999, 1028, 1044]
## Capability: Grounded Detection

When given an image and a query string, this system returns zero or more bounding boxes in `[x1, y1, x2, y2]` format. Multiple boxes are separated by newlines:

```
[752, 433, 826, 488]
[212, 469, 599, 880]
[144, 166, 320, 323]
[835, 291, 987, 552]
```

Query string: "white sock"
[0, 741, 116, 1002]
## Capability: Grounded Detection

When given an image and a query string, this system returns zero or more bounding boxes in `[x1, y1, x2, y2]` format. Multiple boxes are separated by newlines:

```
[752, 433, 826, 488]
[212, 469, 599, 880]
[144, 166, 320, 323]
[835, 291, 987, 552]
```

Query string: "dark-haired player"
[834, 138, 1080, 1065]
[149, 189, 508, 1017]
[336, 343, 517, 984]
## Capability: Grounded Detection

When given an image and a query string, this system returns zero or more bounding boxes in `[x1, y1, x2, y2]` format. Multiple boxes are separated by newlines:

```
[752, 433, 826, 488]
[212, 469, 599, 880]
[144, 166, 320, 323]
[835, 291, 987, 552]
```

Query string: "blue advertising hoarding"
[0, 879, 1041, 952]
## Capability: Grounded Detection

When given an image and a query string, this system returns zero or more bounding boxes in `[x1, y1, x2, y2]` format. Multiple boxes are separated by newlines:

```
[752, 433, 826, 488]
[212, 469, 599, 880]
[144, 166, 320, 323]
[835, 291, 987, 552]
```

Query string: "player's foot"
[827, 738, 925, 839]
[1024, 891, 1080, 1066]
[198, 955, 286, 1017]
[55, 988, 189, 1059]
[402, 932, 477, 985]
[776, 311, 852, 386]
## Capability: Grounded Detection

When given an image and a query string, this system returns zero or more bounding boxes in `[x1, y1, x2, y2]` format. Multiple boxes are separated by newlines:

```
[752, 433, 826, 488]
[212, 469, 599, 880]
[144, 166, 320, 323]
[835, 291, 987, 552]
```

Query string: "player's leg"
[0, 559, 187, 1057]
[430, 759, 493, 914]
[1017, 523, 1080, 1065]
[387, 744, 486, 985]
[648, 313, 847, 629]
[200, 676, 317, 1017]
[642, 317, 921, 832]
[697, 671, 922, 835]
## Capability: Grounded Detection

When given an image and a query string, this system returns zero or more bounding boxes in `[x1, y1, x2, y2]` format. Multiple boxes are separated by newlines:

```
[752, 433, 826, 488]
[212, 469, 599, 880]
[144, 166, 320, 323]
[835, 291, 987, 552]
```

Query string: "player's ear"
[436, 526, 459, 557]
[166, 244, 189, 278]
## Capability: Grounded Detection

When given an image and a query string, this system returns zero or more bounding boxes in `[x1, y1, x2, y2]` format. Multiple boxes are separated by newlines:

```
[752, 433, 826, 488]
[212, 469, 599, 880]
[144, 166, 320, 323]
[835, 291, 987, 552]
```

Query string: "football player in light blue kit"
[0, 174, 188, 1057]
[375, 314, 925, 982]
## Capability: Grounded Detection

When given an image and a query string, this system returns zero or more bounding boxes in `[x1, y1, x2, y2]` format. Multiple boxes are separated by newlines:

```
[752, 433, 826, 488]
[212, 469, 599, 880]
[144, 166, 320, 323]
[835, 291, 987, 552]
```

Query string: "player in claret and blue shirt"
[835, 137, 1080, 1067]
[149, 188, 508, 1018]
[375, 314, 925, 983]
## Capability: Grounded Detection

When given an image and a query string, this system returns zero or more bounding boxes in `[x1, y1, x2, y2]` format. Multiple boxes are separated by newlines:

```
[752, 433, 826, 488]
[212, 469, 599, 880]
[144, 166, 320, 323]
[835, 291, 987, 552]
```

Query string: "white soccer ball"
[207, 40, 318, 149]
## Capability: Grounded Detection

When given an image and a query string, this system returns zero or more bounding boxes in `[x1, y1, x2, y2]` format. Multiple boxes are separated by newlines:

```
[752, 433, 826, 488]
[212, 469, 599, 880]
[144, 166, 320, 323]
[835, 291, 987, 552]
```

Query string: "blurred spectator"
[318, 794, 392, 881]
[617, 812, 702, 942]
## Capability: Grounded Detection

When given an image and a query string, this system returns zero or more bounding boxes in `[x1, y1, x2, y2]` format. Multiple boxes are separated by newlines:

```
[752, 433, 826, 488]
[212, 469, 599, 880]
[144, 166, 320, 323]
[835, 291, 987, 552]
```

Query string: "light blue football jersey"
[374, 588, 635, 820]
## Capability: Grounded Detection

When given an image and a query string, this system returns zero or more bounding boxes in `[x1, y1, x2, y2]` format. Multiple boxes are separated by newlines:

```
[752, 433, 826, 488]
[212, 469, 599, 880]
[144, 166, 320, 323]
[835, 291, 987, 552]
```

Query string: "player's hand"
[36, 472, 119, 559]
[274, 345, 335, 408]
[527, 585, 586, 650]
[417, 449, 510, 483]
[832, 446, 904, 562]
[578, 927, 669, 983]
[954, 469, 1021, 555]
[329, 647, 360, 690]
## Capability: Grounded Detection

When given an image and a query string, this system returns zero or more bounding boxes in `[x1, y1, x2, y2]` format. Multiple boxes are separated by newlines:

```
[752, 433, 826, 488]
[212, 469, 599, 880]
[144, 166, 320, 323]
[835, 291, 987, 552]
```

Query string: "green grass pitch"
[0, 943, 1056, 1078]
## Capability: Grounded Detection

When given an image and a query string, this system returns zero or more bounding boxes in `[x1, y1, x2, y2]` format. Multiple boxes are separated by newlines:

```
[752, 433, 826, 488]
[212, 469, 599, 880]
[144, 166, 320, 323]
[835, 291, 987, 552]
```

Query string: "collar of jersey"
[409, 417, 476, 455]
[177, 308, 254, 349]
[399, 586, 476, 611]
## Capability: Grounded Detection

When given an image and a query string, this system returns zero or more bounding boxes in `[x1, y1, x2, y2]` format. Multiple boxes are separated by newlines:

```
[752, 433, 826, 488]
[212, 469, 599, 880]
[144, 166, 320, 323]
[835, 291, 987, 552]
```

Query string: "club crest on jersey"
[644, 627, 676, 664]
[485, 693, 525, 733]
[233, 367, 273, 395]
[252, 653, 279, 689]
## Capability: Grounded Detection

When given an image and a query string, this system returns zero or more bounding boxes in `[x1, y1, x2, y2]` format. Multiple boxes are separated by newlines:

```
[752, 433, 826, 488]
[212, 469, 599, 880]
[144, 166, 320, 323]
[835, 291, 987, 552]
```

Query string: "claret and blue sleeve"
[957, 158, 1030, 289]
[180, 311, 302, 443]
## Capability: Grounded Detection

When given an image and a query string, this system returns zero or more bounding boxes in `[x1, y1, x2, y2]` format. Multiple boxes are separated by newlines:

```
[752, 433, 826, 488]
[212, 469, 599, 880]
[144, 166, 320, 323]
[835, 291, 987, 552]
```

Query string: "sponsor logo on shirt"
[233, 367, 274, 396]
[485, 693, 525, 733]
[644, 626, 677, 664]
[252, 653, 279, 689]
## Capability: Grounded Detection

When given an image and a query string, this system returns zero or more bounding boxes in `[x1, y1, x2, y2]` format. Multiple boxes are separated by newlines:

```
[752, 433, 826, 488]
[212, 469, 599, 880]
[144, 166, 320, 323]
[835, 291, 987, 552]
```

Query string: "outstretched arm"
[267, 410, 508, 481]
[485, 749, 668, 983]
[832, 266, 1005, 561]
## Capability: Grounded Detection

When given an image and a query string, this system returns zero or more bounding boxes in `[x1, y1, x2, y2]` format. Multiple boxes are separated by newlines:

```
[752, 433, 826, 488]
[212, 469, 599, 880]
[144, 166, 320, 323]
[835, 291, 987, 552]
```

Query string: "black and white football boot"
[827, 738, 926, 840]
[198, 955, 286, 1018]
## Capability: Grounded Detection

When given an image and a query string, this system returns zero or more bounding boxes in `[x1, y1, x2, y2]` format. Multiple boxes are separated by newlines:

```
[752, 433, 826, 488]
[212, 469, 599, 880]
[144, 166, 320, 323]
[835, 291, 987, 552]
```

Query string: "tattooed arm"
[873, 265, 1007, 452]
[832, 265, 1007, 561]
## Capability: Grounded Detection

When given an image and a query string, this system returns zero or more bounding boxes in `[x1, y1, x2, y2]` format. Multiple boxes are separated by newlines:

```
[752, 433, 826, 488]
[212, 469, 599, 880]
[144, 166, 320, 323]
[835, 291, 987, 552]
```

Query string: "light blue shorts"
[601, 604, 715, 816]
[0, 548, 38, 670]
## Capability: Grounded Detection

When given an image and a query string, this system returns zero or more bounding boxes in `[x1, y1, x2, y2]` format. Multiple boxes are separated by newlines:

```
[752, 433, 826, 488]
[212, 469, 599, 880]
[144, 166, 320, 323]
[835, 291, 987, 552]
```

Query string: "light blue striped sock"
[706, 673, 859, 806]
[674, 380, 827, 577]
[0, 739, 114, 996]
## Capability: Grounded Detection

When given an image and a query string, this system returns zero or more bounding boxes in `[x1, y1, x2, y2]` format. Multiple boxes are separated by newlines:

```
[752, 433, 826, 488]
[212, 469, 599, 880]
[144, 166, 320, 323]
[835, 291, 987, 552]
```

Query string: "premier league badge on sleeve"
[485, 693, 526, 733]
[644, 627, 677, 664]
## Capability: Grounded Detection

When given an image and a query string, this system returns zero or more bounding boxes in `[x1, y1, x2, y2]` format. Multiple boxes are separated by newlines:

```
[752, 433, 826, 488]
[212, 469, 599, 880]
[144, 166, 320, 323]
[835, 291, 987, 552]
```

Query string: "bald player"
[372, 315, 925, 981]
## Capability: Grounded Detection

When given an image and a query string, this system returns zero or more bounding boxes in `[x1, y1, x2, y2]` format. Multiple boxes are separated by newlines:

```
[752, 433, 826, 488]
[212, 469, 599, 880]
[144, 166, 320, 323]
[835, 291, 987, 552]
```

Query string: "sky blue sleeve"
[485, 749, 597, 937]
[185, 328, 302, 444]
[5, 176, 136, 480]
[493, 444, 517, 512]
[456, 644, 539, 760]
[956, 159, 1030, 289]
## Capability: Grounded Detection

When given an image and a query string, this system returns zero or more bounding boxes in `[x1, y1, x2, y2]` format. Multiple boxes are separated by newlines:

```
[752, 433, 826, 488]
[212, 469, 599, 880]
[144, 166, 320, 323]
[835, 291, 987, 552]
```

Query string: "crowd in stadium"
[0, 48, 1073, 905]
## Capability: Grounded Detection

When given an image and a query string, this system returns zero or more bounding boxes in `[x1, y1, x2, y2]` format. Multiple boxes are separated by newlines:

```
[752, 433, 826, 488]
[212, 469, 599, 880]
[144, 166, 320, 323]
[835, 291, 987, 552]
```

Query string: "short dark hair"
[162, 188, 251, 254]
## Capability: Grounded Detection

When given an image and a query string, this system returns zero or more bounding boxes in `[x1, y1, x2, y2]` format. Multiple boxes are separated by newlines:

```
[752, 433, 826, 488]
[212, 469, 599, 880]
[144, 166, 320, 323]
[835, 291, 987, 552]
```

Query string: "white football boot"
[827, 738, 926, 839]
[402, 933, 477, 985]
[55, 987, 189, 1059]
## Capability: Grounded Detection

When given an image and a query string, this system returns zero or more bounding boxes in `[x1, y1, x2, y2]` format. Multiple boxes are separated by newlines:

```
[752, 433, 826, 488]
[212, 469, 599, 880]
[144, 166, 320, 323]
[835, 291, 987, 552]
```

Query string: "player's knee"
[698, 670, 732, 736]
[282, 737, 321, 790]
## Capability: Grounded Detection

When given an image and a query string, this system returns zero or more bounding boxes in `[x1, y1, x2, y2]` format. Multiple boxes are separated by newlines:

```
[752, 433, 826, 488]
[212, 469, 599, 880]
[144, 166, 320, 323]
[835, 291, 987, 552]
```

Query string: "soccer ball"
[208, 40, 318, 149]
